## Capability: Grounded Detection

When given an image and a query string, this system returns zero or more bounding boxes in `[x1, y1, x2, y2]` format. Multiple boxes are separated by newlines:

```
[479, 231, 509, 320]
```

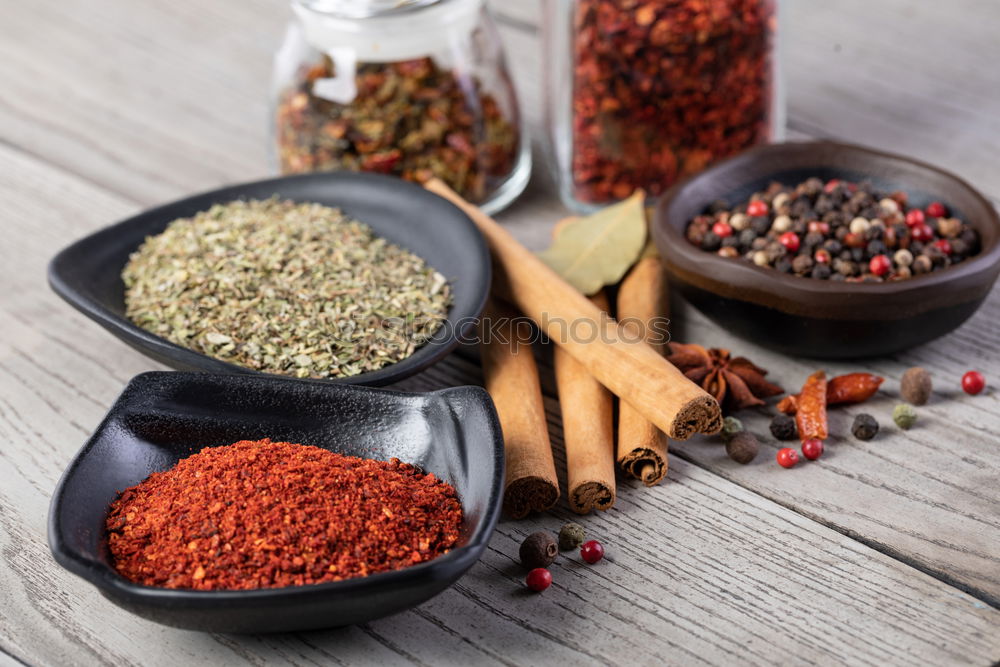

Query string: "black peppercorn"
[852, 414, 879, 441]
[721, 235, 740, 248]
[701, 232, 721, 252]
[867, 240, 887, 256]
[725, 431, 759, 464]
[811, 264, 832, 279]
[520, 532, 558, 569]
[775, 258, 793, 273]
[814, 195, 834, 215]
[804, 231, 825, 248]
[770, 414, 798, 441]
[751, 217, 771, 234]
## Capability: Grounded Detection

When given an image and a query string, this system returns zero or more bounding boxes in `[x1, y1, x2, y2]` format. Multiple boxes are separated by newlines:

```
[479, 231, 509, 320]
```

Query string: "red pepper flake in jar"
[105, 439, 463, 590]
[568, 0, 777, 205]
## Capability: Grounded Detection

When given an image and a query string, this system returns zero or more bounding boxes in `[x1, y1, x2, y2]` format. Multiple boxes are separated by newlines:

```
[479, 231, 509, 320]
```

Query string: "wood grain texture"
[2, 0, 1000, 663]
[1, 140, 998, 666]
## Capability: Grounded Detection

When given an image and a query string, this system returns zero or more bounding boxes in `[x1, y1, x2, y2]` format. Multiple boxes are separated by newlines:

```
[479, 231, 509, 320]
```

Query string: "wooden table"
[1, 1, 998, 664]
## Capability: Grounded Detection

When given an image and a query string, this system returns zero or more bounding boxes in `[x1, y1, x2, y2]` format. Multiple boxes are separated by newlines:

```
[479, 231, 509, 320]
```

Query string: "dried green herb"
[276, 57, 519, 204]
[538, 191, 647, 295]
[122, 199, 451, 379]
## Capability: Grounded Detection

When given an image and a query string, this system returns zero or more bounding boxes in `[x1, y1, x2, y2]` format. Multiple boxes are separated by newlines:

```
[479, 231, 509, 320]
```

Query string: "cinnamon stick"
[555, 291, 616, 513]
[479, 299, 559, 518]
[615, 255, 670, 485]
[426, 179, 722, 440]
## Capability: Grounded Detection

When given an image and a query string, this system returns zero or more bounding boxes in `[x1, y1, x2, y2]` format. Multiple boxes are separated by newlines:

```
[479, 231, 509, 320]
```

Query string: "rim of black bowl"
[47, 172, 491, 387]
[47, 376, 504, 606]
[654, 141, 1000, 319]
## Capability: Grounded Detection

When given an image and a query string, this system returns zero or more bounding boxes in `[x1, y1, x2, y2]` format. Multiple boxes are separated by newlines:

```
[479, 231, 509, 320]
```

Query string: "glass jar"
[544, 0, 783, 212]
[272, 0, 530, 214]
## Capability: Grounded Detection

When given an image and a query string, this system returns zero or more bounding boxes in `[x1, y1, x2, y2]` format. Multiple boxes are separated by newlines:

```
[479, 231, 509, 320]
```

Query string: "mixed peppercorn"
[519, 524, 605, 593]
[715, 362, 985, 468]
[686, 178, 980, 281]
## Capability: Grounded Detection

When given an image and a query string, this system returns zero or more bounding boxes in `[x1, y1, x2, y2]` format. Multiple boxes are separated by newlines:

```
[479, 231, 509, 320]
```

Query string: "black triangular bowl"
[48, 171, 490, 385]
[48, 371, 504, 632]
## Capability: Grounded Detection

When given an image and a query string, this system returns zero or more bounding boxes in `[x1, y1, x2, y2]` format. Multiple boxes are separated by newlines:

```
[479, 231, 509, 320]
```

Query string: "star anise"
[666, 343, 784, 412]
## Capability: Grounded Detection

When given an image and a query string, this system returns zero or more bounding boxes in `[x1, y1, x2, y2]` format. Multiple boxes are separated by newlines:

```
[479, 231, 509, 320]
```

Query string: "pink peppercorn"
[712, 221, 733, 238]
[580, 540, 604, 564]
[525, 568, 552, 592]
[746, 200, 768, 217]
[905, 209, 925, 227]
[869, 255, 891, 276]
[776, 448, 799, 469]
[962, 371, 986, 395]
[925, 202, 947, 218]
[779, 232, 800, 252]
[911, 224, 934, 243]
[801, 439, 824, 461]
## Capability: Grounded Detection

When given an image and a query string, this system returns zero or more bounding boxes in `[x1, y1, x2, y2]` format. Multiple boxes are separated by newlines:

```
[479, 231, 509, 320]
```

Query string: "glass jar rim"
[294, 0, 458, 19]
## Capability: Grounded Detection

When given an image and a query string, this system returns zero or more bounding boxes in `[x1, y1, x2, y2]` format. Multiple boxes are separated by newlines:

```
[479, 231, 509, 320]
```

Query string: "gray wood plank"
[2, 142, 999, 666]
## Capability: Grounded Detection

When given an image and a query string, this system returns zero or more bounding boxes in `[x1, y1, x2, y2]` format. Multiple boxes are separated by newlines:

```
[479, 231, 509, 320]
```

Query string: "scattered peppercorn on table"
[2, 0, 1000, 665]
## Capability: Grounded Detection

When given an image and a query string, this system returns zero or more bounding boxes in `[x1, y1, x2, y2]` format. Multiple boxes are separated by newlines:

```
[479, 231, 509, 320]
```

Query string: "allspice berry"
[900, 367, 932, 406]
[725, 431, 759, 464]
[558, 522, 585, 551]
[520, 532, 558, 569]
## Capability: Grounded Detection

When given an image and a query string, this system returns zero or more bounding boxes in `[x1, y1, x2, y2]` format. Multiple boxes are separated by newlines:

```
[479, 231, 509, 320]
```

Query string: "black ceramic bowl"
[48, 372, 504, 633]
[48, 172, 490, 386]
[653, 141, 1000, 358]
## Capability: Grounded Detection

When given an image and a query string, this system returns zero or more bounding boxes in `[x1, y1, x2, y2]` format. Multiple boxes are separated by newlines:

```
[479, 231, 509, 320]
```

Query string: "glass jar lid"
[294, 0, 444, 19]
[292, 0, 481, 63]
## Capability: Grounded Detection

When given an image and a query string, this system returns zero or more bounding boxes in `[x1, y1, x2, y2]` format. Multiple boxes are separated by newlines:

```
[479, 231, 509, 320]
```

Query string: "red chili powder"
[106, 439, 463, 590]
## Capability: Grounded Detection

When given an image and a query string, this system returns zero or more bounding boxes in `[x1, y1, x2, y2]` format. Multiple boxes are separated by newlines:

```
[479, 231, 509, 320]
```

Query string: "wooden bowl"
[652, 141, 1000, 358]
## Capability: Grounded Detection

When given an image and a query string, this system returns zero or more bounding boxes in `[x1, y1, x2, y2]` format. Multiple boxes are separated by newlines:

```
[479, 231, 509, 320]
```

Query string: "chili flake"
[106, 439, 463, 590]
[570, 0, 776, 204]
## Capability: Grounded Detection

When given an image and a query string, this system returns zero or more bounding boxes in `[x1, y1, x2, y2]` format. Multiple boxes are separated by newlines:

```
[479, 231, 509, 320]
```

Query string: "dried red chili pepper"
[106, 439, 462, 590]
[569, 0, 776, 204]
[778, 373, 884, 415]
[795, 371, 829, 443]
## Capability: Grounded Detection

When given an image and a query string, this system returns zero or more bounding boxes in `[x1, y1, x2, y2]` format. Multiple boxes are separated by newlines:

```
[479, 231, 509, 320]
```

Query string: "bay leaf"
[538, 190, 647, 296]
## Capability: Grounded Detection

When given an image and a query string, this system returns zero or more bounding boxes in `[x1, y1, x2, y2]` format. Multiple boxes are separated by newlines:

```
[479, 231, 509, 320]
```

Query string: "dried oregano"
[122, 198, 451, 379]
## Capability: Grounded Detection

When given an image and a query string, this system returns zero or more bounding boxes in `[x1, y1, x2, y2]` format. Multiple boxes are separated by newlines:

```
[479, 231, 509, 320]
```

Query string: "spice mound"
[122, 199, 452, 379]
[571, 0, 775, 204]
[276, 56, 520, 204]
[685, 179, 980, 281]
[106, 439, 463, 590]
